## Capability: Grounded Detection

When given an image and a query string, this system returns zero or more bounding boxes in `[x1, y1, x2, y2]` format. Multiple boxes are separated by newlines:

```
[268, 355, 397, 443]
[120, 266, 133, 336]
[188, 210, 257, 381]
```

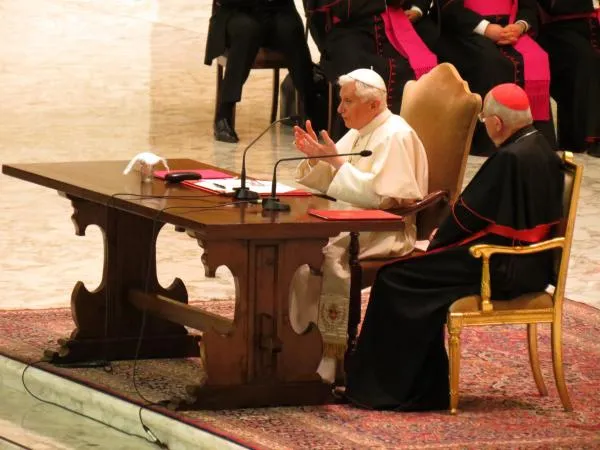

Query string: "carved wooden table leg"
[46, 196, 200, 364]
[174, 236, 335, 410]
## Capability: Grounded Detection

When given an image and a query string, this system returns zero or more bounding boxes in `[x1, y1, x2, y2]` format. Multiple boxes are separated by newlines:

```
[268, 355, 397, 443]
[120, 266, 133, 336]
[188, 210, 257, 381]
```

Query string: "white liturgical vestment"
[289, 108, 428, 382]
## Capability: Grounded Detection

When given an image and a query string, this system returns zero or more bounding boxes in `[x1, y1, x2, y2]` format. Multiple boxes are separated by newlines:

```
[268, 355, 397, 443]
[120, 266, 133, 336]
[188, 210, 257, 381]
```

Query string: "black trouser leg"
[266, 8, 316, 119]
[220, 12, 263, 106]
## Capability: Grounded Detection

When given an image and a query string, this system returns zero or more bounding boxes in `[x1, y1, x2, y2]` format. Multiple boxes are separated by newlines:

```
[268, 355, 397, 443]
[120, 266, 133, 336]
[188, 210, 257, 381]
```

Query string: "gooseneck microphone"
[262, 150, 373, 212]
[233, 115, 302, 201]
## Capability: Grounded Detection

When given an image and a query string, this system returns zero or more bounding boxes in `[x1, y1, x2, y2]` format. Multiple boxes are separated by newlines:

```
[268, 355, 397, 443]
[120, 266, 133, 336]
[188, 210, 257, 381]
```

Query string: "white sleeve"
[326, 129, 428, 209]
[515, 19, 529, 33]
[295, 160, 336, 193]
[474, 19, 490, 36]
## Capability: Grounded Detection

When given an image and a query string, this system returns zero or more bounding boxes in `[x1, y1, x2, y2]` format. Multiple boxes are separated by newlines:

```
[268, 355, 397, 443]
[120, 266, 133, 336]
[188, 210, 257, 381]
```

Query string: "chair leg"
[527, 323, 548, 396]
[447, 319, 462, 414]
[215, 64, 224, 124]
[271, 69, 280, 123]
[551, 316, 574, 411]
[346, 231, 362, 366]
[327, 82, 334, 135]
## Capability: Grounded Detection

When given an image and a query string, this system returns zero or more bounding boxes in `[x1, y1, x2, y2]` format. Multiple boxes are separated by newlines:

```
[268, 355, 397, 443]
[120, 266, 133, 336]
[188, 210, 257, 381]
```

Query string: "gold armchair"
[346, 63, 482, 355]
[447, 152, 582, 414]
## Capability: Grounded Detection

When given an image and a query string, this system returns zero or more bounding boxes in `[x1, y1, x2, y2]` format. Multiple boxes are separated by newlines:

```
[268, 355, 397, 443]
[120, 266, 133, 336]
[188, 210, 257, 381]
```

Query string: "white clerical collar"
[357, 109, 392, 136]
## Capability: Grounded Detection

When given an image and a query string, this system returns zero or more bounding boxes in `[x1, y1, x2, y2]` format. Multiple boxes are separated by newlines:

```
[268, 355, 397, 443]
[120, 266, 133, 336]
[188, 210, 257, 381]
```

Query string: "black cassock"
[345, 126, 563, 411]
[434, 0, 557, 156]
[537, 0, 600, 152]
[305, 0, 437, 138]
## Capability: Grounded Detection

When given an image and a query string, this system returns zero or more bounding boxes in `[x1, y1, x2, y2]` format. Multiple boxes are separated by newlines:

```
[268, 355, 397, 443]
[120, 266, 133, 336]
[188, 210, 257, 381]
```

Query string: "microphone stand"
[262, 150, 373, 212]
[233, 115, 301, 201]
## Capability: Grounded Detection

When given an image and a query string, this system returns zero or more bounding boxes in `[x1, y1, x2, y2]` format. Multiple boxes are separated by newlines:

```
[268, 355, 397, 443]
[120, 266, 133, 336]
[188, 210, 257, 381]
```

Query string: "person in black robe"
[434, 0, 557, 156]
[343, 83, 564, 411]
[204, 0, 317, 143]
[305, 0, 438, 140]
[537, 0, 600, 157]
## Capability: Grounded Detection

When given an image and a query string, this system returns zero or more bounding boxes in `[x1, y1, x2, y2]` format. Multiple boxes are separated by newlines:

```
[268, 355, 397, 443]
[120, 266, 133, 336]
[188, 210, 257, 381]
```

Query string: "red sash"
[464, 0, 513, 16]
[381, 8, 438, 79]
[464, 0, 551, 121]
[484, 223, 552, 243]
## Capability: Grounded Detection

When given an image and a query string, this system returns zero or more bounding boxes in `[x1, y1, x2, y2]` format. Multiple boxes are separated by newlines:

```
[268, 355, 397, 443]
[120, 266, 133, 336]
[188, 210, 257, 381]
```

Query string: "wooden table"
[2, 159, 404, 409]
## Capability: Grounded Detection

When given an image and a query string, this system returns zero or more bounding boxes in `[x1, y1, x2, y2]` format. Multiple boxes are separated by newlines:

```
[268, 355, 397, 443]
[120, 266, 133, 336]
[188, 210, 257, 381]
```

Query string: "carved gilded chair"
[447, 152, 582, 414]
[346, 63, 482, 354]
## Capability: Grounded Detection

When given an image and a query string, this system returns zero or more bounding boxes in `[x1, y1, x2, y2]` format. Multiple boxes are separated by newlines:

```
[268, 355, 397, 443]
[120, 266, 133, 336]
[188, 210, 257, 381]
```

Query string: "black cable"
[0, 435, 31, 450]
[38, 192, 254, 449]
[20, 360, 153, 445]
[129, 200, 257, 449]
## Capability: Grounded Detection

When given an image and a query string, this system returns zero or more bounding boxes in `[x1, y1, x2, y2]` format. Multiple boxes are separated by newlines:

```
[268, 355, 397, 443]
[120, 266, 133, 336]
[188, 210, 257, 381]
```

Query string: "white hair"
[484, 94, 533, 128]
[338, 74, 387, 108]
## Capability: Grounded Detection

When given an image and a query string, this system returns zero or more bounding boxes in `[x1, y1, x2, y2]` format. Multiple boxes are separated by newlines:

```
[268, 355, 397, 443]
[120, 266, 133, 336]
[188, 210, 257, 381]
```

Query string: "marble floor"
[0, 0, 599, 448]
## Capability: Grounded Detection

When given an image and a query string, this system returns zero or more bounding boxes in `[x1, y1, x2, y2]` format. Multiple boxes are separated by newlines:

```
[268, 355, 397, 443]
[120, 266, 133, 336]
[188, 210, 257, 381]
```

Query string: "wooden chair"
[346, 63, 482, 354]
[446, 152, 582, 414]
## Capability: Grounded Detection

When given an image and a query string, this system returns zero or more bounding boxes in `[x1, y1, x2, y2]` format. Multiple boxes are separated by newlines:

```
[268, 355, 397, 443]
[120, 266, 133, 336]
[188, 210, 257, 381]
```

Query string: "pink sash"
[465, 0, 550, 121]
[464, 0, 513, 17]
[381, 8, 437, 80]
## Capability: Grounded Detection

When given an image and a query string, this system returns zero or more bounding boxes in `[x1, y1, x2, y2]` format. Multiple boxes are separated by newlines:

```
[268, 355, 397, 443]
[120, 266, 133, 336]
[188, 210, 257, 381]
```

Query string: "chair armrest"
[386, 190, 449, 216]
[468, 237, 565, 312]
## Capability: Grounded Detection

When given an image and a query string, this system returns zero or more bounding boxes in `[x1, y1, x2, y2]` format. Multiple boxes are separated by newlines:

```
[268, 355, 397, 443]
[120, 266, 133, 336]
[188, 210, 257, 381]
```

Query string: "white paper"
[190, 178, 298, 195]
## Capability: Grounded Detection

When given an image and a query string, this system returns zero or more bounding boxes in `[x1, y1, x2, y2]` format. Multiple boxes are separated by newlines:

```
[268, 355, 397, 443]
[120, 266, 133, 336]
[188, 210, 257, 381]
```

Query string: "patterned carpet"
[0, 297, 599, 449]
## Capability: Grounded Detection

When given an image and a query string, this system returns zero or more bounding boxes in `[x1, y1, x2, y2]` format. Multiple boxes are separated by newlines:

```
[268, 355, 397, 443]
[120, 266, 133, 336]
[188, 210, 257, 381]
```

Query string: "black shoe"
[214, 118, 239, 143]
[587, 142, 600, 158]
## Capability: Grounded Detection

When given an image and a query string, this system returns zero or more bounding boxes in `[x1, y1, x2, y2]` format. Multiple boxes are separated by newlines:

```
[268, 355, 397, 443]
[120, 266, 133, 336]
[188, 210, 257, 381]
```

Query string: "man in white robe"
[289, 68, 429, 383]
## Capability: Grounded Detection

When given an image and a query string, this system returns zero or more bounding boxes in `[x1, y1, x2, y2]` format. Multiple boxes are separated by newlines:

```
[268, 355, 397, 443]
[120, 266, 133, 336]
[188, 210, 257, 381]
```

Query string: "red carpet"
[0, 297, 599, 449]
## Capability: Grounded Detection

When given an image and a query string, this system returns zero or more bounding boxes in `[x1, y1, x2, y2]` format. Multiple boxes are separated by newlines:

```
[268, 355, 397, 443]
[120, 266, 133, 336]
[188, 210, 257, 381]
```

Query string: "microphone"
[233, 115, 302, 201]
[262, 150, 373, 212]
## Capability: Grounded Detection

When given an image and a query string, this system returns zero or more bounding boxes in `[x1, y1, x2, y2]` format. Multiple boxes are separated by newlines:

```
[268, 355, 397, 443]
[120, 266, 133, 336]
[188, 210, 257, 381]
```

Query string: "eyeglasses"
[478, 112, 487, 123]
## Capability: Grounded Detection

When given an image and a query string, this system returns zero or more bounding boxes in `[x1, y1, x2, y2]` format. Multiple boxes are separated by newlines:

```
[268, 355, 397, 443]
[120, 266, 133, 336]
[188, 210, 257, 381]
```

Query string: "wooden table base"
[46, 195, 200, 364]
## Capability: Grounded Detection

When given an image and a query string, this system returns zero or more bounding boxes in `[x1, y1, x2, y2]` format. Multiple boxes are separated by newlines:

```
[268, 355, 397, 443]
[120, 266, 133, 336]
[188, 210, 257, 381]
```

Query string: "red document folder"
[153, 169, 233, 180]
[308, 209, 403, 220]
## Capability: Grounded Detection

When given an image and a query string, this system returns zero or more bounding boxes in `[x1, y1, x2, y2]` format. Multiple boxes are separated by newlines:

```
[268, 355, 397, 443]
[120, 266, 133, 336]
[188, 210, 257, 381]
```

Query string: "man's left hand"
[404, 9, 422, 23]
[497, 24, 523, 45]
[294, 121, 345, 169]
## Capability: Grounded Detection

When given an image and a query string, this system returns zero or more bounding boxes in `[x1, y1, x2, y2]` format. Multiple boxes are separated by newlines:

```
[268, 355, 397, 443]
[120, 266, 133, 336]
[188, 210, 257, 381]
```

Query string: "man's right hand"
[484, 24, 505, 43]
[293, 120, 344, 169]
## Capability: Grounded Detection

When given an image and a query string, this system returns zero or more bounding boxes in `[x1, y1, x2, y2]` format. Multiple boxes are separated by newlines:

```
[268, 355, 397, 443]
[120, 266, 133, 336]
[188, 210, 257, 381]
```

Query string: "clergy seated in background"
[342, 83, 564, 411]
[435, 0, 557, 156]
[304, 0, 438, 139]
[204, 0, 317, 143]
[289, 68, 428, 384]
[537, 0, 600, 157]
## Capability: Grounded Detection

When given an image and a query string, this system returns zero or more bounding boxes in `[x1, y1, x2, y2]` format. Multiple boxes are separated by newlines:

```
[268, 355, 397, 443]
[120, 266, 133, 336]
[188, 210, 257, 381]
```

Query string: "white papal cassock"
[289, 108, 429, 382]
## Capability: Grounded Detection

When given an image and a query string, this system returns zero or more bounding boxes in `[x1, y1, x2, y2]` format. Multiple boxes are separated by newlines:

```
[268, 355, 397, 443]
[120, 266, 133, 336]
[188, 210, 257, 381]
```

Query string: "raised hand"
[293, 120, 345, 169]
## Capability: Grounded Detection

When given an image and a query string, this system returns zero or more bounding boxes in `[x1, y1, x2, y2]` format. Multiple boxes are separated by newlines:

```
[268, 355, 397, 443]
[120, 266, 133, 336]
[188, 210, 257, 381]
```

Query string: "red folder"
[308, 209, 403, 220]
[153, 169, 233, 180]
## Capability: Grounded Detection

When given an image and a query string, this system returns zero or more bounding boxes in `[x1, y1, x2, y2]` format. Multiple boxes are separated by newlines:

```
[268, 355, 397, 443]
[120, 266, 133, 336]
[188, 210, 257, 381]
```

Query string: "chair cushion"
[218, 48, 287, 69]
[449, 291, 554, 314]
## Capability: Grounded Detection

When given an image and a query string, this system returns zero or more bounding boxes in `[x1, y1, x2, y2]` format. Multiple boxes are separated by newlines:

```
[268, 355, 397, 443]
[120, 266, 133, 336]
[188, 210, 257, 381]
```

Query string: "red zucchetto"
[489, 83, 530, 111]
